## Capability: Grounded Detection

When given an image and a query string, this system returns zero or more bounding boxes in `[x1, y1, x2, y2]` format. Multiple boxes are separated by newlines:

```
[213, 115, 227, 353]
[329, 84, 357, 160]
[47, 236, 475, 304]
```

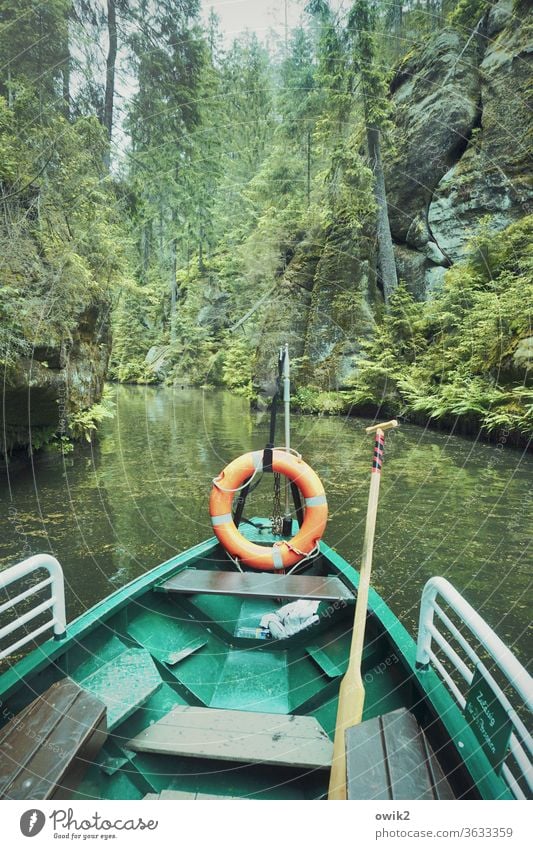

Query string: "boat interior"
[0, 522, 439, 801]
[0, 522, 530, 801]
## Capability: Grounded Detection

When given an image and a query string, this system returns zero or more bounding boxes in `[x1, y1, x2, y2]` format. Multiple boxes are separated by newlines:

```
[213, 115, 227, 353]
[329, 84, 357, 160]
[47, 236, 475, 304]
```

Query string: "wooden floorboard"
[128, 705, 333, 769]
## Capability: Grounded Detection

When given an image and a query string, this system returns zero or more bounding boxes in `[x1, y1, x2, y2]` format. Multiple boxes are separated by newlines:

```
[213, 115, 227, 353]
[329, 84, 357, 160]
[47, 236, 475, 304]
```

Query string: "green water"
[1, 386, 531, 662]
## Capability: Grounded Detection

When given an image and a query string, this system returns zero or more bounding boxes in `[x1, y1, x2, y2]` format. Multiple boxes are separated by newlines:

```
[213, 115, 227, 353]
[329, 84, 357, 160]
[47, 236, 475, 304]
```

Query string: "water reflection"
[1, 386, 531, 660]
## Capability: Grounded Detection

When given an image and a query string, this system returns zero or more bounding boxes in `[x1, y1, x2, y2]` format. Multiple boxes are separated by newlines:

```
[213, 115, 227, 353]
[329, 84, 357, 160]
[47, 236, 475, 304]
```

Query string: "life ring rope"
[212, 466, 261, 493]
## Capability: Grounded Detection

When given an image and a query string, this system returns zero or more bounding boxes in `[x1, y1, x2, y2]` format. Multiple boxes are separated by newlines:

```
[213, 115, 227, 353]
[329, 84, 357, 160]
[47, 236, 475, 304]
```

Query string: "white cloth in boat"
[260, 599, 320, 639]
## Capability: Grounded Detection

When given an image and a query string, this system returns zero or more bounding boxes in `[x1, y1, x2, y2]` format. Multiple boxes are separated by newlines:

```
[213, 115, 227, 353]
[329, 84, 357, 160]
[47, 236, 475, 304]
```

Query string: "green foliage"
[293, 386, 345, 415]
[448, 0, 490, 29]
[222, 338, 253, 397]
[68, 388, 116, 442]
[348, 217, 533, 437]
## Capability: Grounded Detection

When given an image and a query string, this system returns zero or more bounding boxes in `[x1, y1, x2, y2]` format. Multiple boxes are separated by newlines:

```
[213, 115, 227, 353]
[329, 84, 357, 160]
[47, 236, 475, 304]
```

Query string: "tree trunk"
[7, 66, 13, 108]
[62, 30, 71, 120]
[366, 125, 398, 306]
[170, 210, 178, 342]
[103, 0, 117, 168]
[393, 4, 403, 59]
[198, 215, 205, 272]
[307, 130, 311, 207]
[140, 222, 150, 283]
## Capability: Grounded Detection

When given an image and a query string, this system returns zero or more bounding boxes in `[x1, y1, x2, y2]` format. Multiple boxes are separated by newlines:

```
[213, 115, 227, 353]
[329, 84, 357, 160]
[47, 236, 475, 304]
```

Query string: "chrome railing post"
[0, 554, 67, 660]
[415, 579, 438, 669]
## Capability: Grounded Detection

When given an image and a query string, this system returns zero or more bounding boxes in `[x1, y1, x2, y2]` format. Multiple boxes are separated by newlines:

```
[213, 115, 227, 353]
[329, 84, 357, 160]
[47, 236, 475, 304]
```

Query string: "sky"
[202, 0, 350, 46]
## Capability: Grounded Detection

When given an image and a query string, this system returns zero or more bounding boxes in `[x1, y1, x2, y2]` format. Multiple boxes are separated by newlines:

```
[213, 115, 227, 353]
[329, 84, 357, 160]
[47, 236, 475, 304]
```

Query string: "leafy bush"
[68, 388, 116, 442]
[222, 337, 253, 396]
[346, 217, 533, 437]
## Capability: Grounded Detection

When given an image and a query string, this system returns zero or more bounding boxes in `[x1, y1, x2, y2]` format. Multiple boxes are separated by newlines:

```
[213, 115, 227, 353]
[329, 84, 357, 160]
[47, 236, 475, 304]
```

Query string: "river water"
[1, 386, 531, 662]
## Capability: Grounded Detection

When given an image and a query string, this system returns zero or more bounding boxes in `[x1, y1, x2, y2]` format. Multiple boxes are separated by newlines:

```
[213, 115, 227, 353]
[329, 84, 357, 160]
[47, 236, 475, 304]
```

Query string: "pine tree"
[348, 0, 398, 306]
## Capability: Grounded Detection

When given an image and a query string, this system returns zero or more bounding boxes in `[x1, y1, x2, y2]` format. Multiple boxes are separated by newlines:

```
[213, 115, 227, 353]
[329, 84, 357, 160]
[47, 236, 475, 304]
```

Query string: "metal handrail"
[0, 554, 67, 660]
[416, 576, 533, 799]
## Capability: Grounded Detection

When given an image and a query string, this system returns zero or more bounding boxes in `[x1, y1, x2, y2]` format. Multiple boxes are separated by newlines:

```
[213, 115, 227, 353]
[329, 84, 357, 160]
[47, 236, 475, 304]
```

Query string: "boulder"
[2, 303, 111, 452]
[386, 28, 481, 245]
[428, 4, 533, 262]
[144, 345, 172, 379]
[512, 336, 533, 373]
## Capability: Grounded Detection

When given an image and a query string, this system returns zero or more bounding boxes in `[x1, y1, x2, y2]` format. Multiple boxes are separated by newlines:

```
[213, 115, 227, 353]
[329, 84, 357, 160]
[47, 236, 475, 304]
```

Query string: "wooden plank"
[160, 790, 244, 800]
[0, 679, 107, 800]
[127, 705, 333, 770]
[144, 791, 244, 800]
[158, 570, 354, 602]
[346, 708, 455, 800]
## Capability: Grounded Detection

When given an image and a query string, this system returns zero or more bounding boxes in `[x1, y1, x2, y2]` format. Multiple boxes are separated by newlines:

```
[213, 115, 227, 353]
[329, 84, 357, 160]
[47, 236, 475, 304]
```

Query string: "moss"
[448, 0, 490, 29]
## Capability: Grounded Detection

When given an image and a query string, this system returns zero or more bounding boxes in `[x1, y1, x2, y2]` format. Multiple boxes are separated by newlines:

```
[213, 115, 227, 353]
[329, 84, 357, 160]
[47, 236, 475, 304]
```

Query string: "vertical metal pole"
[283, 343, 292, 534]
[283, 343, 290, 455]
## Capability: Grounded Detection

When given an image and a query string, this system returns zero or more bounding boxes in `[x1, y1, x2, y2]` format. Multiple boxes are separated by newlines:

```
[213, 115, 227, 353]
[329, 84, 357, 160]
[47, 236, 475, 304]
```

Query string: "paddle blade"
[328, 674, 365, 799]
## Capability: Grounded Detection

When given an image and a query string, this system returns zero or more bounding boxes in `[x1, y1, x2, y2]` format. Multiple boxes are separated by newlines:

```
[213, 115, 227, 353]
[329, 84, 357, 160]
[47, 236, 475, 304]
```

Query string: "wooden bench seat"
[345, 707, 455, 800]
[0, 678, 107, 799]
[127, 705, 333, 770]
[144, 790, 244, 800]
[157, 569, 354, 603]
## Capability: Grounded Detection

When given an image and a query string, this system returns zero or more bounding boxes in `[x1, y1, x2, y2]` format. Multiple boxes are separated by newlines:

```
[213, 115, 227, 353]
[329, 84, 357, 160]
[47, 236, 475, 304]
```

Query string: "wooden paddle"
[328, 419, 399, 800]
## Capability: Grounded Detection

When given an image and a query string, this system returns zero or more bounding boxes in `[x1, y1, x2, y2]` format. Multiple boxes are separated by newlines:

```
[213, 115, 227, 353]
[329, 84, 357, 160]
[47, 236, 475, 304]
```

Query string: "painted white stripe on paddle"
[272, 547, 284, 570]
[305, 494, 327, 507]
[211, 513, 233, 527]
[251, 451, 263, 471]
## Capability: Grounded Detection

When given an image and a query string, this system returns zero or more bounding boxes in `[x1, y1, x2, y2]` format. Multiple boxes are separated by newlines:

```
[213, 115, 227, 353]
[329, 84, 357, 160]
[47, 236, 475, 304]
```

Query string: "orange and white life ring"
[209, 449, 328, 571]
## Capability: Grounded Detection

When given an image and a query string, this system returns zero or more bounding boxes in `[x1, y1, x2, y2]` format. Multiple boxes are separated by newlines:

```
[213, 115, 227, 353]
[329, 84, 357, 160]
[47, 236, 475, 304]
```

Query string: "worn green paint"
[464, 667, 513, 774]
[0, 525, 517, 800]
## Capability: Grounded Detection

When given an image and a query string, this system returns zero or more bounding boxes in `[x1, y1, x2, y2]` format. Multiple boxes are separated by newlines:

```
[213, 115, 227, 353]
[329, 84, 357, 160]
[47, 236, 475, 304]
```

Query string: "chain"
[271, 472, 283, 535]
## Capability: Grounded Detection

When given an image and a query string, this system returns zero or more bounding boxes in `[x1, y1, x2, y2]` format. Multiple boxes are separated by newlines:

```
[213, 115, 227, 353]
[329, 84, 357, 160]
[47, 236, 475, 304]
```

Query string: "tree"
[103, 0, 117, 167]
[348, 0, 398, 305]
[125, 0, 207, 335]
[0, 0, 71, 118]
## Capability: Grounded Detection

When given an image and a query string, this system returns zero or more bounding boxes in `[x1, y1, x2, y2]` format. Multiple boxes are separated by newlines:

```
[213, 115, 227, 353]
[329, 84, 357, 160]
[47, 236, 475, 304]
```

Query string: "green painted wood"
[0, 538, 218, 704]
[211, 648, 289, 713]
[74, 648, 162, 730]
[127, 605, 207, 665]
[0, 524, 517, 801]
[127, 705, 333, 769]
[144, 790, 244, 800]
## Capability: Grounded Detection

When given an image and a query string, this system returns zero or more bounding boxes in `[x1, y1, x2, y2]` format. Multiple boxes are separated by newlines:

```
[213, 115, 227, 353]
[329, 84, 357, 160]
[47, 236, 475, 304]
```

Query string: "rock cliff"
[253, 0, 532, 392]
[2, 303, 111, 455]
[388, 0, 532, 294]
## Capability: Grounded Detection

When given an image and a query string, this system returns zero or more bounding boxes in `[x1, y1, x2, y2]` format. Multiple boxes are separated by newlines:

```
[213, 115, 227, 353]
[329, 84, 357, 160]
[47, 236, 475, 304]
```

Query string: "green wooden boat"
[0, 520, 531, 801]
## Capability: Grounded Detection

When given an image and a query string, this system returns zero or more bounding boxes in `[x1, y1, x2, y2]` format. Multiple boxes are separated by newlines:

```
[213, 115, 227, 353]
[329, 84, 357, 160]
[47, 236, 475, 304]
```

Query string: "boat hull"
[0, 528, 515, 800]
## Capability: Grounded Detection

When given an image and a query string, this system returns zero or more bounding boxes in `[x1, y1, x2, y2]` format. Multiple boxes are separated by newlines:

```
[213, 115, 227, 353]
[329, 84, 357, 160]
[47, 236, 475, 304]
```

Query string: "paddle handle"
[365, 419, 398, 435]
[328, 420, 398, 800]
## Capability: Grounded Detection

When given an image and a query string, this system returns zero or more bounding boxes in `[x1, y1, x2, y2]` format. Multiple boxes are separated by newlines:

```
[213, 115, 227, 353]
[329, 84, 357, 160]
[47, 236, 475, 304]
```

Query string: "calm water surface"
[1, 386, 531, 662]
